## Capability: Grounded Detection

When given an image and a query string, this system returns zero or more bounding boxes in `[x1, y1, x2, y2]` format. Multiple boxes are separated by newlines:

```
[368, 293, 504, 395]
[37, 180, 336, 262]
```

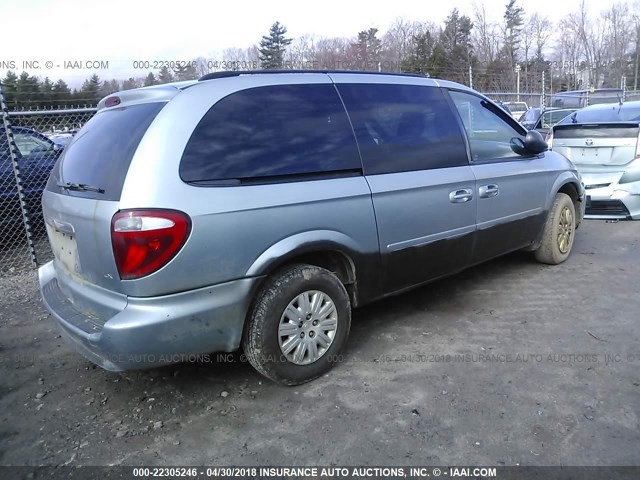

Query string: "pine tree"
[158, 65, 173, 84]
[122, 78, 139, 90]
[259, 22, 292, 69]
[80, 74, 102, 105]
[173, 63, 198, 81]
[16, 72, 41, 108]
[1, 70, 19, 108]
[52, 79, 71, 107]
[352, 28, 382, 69]
[503, 0, 524, 68]
[41, 77, 55, 106]
[401, 32, 436, 75]
[428, 43, 447, 78]
[440, 9, 475, 83]
[99, 79, 120, 98]
[144, 72, 157, 86]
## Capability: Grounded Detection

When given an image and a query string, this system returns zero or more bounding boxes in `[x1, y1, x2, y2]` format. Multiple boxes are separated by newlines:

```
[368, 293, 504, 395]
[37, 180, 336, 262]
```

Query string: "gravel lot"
[0, 220, 639, 467]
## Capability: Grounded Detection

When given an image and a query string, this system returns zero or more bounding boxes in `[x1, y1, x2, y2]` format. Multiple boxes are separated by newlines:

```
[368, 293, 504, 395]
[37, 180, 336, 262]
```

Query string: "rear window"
[47, 102, 165, 200]
[180, 84, 361, 183]
[557, 104, 640, 125]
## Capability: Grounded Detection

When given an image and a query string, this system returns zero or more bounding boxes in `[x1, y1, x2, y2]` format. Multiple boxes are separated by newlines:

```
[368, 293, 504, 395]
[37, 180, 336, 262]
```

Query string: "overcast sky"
[1, 0, 603, 87]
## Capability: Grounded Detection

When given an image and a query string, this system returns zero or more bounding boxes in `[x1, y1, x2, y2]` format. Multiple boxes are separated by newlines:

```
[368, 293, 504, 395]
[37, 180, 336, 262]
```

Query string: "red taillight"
[111, 209, 191, 280]
[105, 96, 121, 107]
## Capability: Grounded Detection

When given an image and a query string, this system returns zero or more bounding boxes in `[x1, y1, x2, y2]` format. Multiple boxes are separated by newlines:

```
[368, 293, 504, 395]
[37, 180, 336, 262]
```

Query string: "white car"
[504, 101, 529, 119]
[548, 101, 640, 219]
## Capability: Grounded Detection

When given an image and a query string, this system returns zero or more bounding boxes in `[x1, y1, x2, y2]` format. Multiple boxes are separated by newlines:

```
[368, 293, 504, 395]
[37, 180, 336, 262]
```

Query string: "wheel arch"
[245, 230, 374, 308]
[552, 175, 583, 229]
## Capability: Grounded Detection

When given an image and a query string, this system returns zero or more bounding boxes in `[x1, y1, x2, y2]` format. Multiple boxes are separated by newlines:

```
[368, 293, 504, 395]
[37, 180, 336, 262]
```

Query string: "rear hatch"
[43, 100, 167, 293]
[551, 123, 639, 169]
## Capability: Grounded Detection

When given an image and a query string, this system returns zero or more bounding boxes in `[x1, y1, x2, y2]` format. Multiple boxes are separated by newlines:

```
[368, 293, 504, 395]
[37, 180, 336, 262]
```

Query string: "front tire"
[534, 193, 576, 265]
[242, 264, 351, 385]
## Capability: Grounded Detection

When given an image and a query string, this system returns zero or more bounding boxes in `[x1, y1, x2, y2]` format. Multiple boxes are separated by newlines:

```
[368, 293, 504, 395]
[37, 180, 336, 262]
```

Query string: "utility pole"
[469, 65, 473, 89]
[541, 71, 546, 108]
[515, 64, 521, 102]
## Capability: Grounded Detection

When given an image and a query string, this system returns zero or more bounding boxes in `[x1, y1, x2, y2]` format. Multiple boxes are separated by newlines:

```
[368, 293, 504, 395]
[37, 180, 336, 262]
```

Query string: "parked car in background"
[495, 101, 512, 115]
[0, 126, 63, 231]
[549, 88, 624, 109]
[519, 107, 579, 135]
[548, 101, 640, 219]
[39, 71, 584, 385]
[503, 101, 529, 119]
[49, 133, 75, 147]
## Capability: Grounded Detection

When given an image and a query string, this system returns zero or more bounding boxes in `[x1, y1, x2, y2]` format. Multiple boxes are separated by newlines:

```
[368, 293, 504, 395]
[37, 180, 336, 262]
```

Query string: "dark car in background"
[0, 126, 63, 233]
[519, 107, 579, 135]
[548, 101, 640, 219]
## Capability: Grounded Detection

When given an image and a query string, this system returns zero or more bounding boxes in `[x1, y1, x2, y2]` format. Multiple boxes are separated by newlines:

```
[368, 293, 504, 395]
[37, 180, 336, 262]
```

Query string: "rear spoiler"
[551, 122, 640, 140]
[553, 121, 640, 131]
[96, 81, 198, 112]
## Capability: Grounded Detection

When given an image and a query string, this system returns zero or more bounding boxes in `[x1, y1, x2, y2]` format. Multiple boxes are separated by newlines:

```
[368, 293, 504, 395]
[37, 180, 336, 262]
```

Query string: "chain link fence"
[0, 82, 96, 273]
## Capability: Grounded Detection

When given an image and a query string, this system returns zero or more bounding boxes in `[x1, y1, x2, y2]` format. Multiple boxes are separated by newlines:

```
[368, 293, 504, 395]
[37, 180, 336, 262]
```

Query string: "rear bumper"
[38, 261, 261, 371]
[584, 187, 640, 220]
[578, 170, 640, 220]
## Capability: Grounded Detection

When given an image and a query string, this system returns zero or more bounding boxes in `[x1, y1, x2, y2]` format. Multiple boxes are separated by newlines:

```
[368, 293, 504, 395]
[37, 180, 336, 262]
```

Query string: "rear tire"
[534, 193, 576, 265]
[242, 264, 351, 386]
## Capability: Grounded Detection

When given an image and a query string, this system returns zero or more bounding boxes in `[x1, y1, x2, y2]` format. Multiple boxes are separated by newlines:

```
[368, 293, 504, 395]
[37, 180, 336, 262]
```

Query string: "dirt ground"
[0, 220, 639, 467]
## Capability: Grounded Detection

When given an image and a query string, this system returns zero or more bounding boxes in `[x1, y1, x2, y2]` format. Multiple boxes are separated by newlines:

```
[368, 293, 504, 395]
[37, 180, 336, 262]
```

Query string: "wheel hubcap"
[557, 206, 573, 254]
[278, 290, 338, 365]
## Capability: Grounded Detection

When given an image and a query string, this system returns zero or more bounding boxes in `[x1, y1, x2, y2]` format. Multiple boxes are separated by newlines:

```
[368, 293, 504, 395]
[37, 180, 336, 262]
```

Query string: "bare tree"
[532, 14, 552, 59]
[314, 37, 350, 69]
[381, 18, 436, 69]
[603, 2, 633, 87]
[285, 35, 317, 68]
[575, 0, 609, 87]
[554, 15, 584, 90]
[193, 56, 212, 76]
[472, 3, 500, 65]
[521, 13, 552, 91]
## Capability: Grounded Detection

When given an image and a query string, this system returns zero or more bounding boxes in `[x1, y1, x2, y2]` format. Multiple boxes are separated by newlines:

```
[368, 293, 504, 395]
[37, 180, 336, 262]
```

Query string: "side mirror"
[524, 130, 548, 154]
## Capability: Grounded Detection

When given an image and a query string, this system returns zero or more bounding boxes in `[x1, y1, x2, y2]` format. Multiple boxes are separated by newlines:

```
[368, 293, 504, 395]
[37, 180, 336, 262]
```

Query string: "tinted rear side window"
[47, 102, 165, 201]
[180, 84, 361, 183]
[336, 84, 468, 174]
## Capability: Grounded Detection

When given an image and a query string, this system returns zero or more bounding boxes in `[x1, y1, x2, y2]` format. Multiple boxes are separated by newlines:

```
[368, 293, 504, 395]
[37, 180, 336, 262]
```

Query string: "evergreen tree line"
[2, 0, 640, 109]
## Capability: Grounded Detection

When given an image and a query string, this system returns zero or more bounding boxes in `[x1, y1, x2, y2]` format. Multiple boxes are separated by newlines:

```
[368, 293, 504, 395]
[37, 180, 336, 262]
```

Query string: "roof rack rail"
[198, 69, 428, 82]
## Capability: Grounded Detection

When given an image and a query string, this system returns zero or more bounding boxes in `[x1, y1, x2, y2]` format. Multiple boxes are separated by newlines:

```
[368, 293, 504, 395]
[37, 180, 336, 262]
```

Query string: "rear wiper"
[57, 182, 105, 194]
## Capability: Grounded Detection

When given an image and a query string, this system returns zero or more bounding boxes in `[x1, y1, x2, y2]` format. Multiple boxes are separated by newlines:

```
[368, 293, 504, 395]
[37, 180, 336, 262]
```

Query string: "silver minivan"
[39, 71, 585, 385]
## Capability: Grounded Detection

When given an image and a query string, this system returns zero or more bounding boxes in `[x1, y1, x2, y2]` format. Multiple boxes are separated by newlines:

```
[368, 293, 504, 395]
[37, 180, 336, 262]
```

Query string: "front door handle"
[479, 184, 499, 198]
[449, 188, 473, 203]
